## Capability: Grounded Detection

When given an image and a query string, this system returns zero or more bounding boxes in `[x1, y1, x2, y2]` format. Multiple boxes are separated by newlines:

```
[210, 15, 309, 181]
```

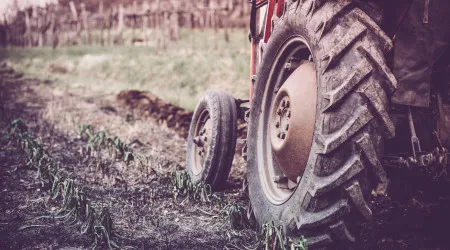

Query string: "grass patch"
[0, 28, 250, 111]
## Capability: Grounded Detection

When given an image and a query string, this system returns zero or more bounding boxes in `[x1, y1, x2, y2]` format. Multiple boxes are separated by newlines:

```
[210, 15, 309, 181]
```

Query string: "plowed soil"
[1, 63, 450, 250]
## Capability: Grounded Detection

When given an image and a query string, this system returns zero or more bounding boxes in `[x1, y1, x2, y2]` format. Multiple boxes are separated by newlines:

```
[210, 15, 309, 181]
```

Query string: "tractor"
[186, 0, 450, 248]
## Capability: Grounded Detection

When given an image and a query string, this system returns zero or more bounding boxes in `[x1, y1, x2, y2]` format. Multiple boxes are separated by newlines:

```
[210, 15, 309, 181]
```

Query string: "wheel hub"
[191, 110, 211, 175]
[270, 61, 317, 181]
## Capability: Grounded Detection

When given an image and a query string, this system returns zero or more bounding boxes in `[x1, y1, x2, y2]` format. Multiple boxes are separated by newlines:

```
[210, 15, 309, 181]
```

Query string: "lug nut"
[204, 136, 208, 142]
[275, 121, 280, 128]
[277, 108, 282, 115]
[281, 100, 286, 108]
[285, 101, 290, 108]
[281, 133, 286, 139]
[285, 124, 289, 131]
[287, 111, 291, 118]
[277, 132, 281, 138]
[193, 137, 204, 147]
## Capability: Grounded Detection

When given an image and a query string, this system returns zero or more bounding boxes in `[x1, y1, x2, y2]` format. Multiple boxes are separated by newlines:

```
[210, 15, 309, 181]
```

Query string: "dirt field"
[2, 62, 450, 250]
[0, 63, 254, 249]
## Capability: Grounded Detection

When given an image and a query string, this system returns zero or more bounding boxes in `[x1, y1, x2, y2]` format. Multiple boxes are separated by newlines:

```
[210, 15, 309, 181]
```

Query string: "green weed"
[4, 119, 118, 249]
[171, 170, 222, 204]
[79, 124, 163, 178]
[220, 203, 255, 230]
[261, 222, 307, 250]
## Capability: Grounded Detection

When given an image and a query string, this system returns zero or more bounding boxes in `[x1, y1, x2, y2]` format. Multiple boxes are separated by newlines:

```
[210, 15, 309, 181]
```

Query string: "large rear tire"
[247, 1, 397, 248]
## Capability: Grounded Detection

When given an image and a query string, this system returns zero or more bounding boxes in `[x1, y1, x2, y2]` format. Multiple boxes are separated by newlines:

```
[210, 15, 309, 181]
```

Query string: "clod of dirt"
[117, 90, 193, 138]
[100, 105, 117, 115]
[48, 62, 75, 74]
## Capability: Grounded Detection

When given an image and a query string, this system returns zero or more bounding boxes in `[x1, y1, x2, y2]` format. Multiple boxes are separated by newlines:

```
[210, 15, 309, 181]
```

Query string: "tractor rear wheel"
[247, 1, 397, 247]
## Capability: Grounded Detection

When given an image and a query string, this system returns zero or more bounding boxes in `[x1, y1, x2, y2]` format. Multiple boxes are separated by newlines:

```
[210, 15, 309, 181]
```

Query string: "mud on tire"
[247, 0, 397, 248]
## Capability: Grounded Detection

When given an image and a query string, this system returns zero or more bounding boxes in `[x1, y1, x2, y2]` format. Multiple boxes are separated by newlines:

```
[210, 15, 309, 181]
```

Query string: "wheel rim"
[191, 108, 212, 176]
[257, 37, 317, 204]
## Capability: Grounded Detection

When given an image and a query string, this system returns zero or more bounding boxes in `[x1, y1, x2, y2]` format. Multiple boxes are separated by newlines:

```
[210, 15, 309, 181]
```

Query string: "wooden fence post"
[132, 1, 137, 43]
[4, 0, 251, 48]
[170, 0, 180, 41]
[108, 7, 114, 45]
[143, 1, 150, 45]
[69, 1, 81, 45]
[116, 4, 124, 44]
[25, 8, 32, 47]
[80, 3, 91, 44]
[37, 8, 45, 47]
[162, 11, 168, 48]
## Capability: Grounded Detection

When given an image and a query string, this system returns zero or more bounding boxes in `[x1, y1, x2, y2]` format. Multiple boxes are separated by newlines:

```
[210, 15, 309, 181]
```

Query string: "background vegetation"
[0, 28, 250, 110]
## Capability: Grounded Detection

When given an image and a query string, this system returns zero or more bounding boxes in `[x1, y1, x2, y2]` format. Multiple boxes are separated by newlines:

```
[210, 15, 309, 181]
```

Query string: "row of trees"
[0, 0, 251, 48]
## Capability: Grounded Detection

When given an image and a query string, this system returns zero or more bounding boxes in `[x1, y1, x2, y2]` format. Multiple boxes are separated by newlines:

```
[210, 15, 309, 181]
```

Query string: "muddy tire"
[186, 89, 237, 190]
[247, 1, 397, 248]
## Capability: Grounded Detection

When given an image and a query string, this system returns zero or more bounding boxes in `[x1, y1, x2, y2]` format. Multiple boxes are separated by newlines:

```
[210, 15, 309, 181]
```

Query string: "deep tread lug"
[323, 60, 373, 111]
[314, 2, 353, 41]
[316, 105, 373, 154]
[357, 82, 396, 137]
[321, 21, 367, 73]
[355, 134, 389, 194]
[297, 199, 350, 229]
[345, 181, 373, 221]
[309, 154, 364, 197]
[306, 234, 333, 248]
[329, 220, 356, 242]
[357, 45, 398, 93]
[350, 8, 393, 53]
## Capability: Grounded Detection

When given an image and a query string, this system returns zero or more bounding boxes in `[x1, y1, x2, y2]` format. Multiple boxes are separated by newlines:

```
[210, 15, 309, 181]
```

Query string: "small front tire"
[186, 89, 237, 190]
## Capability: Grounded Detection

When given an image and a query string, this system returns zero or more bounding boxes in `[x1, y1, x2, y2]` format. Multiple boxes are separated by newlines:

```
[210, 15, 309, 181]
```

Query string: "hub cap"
[257, 38, 317, 204]
[270, 62, 317, 181]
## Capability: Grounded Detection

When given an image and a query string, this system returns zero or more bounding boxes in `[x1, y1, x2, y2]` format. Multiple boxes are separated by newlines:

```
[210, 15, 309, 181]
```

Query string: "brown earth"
[115, 89, 248, 150]
[116, 90, 194, 139]
[0, 63, 253, 249]
[1, 63, 450, 249]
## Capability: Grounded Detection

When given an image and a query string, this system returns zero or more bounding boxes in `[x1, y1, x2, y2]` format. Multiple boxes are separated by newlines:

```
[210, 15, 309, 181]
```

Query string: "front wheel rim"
[191, 108, 212, 176]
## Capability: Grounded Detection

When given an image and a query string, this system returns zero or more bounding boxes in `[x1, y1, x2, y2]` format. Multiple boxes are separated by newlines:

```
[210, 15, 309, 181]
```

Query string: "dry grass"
[0, 28, 250, 111]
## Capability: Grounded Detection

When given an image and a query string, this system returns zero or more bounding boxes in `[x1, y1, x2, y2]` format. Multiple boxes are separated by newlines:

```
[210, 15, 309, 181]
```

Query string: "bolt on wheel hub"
[270, 61, 317, 181]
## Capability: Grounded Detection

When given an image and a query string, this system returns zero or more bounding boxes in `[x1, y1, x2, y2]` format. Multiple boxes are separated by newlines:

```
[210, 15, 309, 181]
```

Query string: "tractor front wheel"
[186, 89, 237, 190]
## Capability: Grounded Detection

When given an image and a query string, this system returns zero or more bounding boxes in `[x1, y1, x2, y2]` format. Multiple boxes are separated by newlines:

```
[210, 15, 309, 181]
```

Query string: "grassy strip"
[0, 29, 249, 111]
[2, 119, 118, 249]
